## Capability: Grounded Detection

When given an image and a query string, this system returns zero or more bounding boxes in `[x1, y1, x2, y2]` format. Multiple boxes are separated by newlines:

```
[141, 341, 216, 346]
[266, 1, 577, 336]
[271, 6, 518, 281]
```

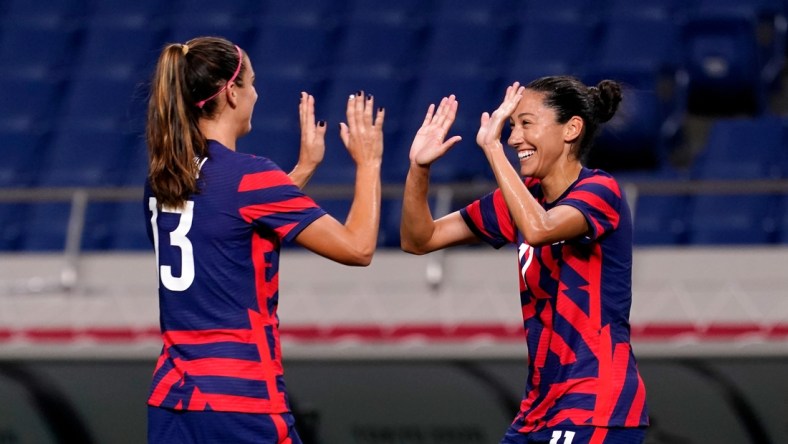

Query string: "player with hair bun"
[401, 76, 649, 443]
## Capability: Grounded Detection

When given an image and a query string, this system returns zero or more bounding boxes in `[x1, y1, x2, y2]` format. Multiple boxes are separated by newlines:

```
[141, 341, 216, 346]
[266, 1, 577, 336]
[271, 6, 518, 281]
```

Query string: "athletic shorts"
[500, 424, 646, 444]
[148, 406, 302, 444]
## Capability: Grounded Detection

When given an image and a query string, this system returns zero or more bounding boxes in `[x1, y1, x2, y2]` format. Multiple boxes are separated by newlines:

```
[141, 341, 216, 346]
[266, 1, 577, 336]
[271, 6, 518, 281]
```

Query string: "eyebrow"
[515, 112, 535, 118]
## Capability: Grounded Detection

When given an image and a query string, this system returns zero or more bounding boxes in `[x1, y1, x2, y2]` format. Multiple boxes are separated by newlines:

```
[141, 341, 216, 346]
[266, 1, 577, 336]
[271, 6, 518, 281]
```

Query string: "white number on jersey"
[149, 197, 195, 291]
[518, 243, 535, 290]
[550, 430, 576, 444]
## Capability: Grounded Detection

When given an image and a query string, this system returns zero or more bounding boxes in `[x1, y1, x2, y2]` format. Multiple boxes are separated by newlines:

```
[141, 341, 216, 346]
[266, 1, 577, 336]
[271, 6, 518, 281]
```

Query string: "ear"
[563, 116, 584, 143]
[226, 82, 238, 109]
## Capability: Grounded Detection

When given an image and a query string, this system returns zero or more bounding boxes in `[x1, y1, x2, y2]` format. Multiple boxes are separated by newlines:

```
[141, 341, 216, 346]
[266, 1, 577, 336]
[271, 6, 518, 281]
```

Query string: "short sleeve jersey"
[460, 168, 648, 432]
[143, 141, 326, 413]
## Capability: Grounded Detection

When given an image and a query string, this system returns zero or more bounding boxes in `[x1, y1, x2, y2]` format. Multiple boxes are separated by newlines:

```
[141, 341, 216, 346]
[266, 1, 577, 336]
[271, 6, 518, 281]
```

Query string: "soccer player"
[144, 36, 384, 443]
[401, 77, 648, 443]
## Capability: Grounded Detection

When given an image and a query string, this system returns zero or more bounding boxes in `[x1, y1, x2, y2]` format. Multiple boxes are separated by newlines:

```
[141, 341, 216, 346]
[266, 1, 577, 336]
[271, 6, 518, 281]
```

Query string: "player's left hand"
[298, 91, 326, 169]
[476, 82, 524, 152]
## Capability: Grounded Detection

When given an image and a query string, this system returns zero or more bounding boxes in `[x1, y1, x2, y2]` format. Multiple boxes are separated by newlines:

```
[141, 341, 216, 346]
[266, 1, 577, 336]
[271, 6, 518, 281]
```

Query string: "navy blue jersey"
[461, 168, 648, 431]
[144, 141, 325, 413]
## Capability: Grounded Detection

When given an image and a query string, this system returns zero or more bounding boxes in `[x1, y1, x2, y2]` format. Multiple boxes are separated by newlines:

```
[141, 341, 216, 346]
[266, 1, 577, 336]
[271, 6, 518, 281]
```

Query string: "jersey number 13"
[149, 197, 195, 291]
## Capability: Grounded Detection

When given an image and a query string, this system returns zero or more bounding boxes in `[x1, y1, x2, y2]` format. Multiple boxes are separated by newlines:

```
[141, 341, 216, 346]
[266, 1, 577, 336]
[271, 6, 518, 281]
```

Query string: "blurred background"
[0, 0, 787, 443]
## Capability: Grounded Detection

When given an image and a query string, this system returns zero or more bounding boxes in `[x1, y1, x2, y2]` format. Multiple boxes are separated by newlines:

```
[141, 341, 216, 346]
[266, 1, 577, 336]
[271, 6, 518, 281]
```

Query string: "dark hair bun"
[591, 80, 622, 123]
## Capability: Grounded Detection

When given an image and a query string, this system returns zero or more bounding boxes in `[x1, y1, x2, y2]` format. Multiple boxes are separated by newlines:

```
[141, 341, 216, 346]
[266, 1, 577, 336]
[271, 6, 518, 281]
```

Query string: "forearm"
[288, 161, 319, 189]
[343, 163, 382, 262]
[484, 148, 552, 245]
[400, 164, 437, 254]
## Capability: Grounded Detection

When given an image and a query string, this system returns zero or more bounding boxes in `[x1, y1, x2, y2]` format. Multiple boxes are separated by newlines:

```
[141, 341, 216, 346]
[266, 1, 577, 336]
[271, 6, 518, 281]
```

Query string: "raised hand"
[476, 82, 525, 152]
[409, 95, 462, 167]
[339, 91, 385, 167]
[298, 91, 326, 168]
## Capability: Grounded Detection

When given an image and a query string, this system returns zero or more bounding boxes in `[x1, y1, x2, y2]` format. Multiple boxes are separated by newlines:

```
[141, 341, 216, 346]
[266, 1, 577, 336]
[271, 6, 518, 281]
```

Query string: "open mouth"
[518, 149, 535, 160]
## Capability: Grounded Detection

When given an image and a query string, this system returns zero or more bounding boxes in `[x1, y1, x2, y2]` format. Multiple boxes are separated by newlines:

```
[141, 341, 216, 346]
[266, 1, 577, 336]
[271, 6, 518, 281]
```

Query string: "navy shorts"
[500, 424, 646, 444]
[148, 406, 302, 444]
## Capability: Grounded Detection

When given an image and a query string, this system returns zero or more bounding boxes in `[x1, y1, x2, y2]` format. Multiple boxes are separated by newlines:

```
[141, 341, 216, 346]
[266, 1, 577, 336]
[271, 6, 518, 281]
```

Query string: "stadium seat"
[607, 0, 693, 19]
[686, 194, 779, 244]
[58, 75, 145, 133]
[633, 194, 690, 245]
[520, 0, 599, 21]
[680, 10, 771, 114]
[583, 15, 688, 172]
[0, 130, 46, 187]
[506, 16, 595, 83]
[37, 128, 130, 187]
[779, 195, 788, 244]
[109, 202, 151, 250]
[420, 17, 509, 78]
[0, 21, 79, 80]
[0, 204, 28, 251]
[19, 202, 71, 251]
[74, 18, 163, 81]
[690, 117, 785, 180]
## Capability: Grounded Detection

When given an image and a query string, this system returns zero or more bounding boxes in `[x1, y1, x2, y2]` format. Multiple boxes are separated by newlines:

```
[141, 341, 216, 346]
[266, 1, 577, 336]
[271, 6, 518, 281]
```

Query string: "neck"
[540, 160, 583, 202]
[199, 119, 237, 151]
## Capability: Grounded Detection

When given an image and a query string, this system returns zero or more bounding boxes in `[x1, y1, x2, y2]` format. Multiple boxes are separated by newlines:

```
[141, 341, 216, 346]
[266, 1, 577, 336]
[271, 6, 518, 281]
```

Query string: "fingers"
[421, 104, 436, 128]
[339, 122, 349, 147]
[374, 105, 385, 129]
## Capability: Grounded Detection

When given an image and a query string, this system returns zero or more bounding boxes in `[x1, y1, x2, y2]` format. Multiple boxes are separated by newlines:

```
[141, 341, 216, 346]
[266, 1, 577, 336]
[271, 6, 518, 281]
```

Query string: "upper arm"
[532, 204, 590, 245]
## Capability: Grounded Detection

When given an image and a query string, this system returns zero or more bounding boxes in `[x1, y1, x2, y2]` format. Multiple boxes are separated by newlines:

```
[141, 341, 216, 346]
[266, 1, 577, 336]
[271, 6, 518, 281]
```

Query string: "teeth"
[518, 150, 535, 160]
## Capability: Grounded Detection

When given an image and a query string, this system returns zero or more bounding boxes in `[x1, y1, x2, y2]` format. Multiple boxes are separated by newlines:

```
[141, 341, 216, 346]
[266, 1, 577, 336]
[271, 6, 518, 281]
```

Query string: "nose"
[507, 127, 522, 148]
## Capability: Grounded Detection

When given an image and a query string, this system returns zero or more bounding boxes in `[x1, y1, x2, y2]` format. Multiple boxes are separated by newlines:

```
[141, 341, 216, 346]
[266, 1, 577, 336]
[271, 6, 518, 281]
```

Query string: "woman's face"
[506, 89, 569, 178]
[234, 54, 258, 135]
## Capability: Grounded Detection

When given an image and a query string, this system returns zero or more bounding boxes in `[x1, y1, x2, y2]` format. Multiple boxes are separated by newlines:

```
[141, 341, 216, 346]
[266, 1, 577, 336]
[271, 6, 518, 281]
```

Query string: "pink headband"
[195, 45, 243, 109]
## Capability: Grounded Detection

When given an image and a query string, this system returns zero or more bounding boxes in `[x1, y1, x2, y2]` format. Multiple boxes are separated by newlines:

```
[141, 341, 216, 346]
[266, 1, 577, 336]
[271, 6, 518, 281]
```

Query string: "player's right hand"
[408, 95, 462, 168]
[339, 91, 384, 167]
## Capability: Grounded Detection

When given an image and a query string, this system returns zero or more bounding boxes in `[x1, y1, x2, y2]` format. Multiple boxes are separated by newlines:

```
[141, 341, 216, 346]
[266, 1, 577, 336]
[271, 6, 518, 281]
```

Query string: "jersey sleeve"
[557, 173, 622, 242]
[236, 163, 326, 242]
[459, 188, 517, 248]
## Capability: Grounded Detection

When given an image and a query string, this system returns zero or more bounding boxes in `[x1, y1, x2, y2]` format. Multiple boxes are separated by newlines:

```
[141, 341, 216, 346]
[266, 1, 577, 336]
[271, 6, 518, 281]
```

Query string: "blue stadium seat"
[59, 75, 145, 132]
[633, 194, 689, 245]
[686, 194, 779, 244]
[109, 202, 151, 250]
[420, 17, 509, 78]
[681, 10, 769, 114]
[37, 128, 130, 187]
[0, 204, 28, 251]
[19, 202, 71, 251]
[0, 130, 46, 187]
[607, 0, 695, 19]
[506, 16, 595, 83]
[0, 21, 79, 80]
[690, 117, 785, 180]
[779, 195, 788, 244]
[520, 0, 600, 20]
[74, 19, 162, 81]
[0, 77, 63, 132]
[583, 15, 687, 171]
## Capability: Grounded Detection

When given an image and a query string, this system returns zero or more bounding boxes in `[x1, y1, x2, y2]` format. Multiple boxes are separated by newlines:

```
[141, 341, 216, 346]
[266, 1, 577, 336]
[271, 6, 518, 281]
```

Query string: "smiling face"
[507, 89, 576, 179]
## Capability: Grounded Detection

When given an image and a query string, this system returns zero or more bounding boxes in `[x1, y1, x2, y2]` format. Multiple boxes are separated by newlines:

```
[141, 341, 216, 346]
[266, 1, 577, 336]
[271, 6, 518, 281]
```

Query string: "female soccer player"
[401, 77, 648, 443]
[144, 36, 384, 443]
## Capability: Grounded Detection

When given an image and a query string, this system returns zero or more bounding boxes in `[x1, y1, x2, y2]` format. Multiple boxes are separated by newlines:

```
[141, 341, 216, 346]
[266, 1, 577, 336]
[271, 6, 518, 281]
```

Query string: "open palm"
[476, 83, 525, 151]
[409, 95, 463, 167]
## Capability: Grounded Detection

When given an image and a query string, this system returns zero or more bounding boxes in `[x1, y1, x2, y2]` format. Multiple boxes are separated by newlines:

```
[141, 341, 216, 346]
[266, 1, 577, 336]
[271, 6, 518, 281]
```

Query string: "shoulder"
[574, 168, 622, 198]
